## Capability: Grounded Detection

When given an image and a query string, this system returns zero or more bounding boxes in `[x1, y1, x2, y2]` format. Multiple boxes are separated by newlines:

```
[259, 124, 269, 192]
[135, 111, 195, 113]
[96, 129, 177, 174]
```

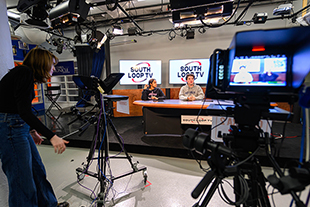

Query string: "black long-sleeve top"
[141, 87, 165, 100]
[0, 65, 55, 140]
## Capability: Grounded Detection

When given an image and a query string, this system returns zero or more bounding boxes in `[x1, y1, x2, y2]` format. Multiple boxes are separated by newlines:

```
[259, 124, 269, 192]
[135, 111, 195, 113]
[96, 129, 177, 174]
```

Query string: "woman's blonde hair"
[23, 47, 59, 83]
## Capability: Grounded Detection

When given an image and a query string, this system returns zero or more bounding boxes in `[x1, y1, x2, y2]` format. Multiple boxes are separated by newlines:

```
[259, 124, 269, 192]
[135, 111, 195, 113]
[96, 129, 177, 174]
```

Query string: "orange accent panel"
[133, 99, 209, 109]
[32, 84, 39, 103]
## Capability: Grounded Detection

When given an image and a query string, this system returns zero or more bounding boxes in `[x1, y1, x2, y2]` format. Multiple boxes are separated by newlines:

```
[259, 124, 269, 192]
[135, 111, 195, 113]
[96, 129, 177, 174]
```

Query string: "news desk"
[133, 99, 291, 137]
[134, 99, 217, 136]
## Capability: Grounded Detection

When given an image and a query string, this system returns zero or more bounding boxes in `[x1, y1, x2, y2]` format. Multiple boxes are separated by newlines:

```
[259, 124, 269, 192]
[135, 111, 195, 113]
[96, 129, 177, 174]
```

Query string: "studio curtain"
[75, 46, 105, 107]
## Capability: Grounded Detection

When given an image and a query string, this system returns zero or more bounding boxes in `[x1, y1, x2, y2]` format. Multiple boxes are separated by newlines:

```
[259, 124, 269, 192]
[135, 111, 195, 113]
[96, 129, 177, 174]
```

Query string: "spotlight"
[252, 12, 268, 24]
[56, 42, 64, 54]
[128, 27, 138, 36]
[273, 3, 293, 15]
[49, 0, 90, 28]
[87, 30, 107, 51]
[17, 0, 50, 27]
[51, 38, 64, 54]
[112, 25, 123, 35]
[186, 28, 195, 39]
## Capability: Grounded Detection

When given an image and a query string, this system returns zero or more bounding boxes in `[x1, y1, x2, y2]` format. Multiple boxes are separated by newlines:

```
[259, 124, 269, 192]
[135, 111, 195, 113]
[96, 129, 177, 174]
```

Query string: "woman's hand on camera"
[144, 84, 149, 90]
[50, 135, 69, 154]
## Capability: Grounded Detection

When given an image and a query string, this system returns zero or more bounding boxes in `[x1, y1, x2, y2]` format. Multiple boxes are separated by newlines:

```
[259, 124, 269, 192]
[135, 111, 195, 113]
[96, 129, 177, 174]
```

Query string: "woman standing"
[0, 47, 69, 207]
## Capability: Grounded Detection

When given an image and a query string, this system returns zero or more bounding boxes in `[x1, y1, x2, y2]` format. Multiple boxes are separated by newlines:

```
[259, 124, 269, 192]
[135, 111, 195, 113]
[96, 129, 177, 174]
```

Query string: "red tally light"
[252, 46, 265, 52]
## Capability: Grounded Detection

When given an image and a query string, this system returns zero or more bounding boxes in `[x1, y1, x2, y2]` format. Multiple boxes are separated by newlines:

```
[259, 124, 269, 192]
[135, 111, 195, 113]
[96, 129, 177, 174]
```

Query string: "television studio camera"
[183, 27, 310, 207]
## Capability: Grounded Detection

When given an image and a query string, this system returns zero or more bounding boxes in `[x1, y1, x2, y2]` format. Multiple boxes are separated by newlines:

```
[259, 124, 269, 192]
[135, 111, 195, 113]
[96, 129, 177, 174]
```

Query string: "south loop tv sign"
[169, 59, 209, 84]
[119, 60, 162, 85]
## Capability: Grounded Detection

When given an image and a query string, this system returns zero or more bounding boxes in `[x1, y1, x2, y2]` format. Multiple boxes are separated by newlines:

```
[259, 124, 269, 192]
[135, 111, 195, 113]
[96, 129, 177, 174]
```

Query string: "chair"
[45, 85, 63, 121]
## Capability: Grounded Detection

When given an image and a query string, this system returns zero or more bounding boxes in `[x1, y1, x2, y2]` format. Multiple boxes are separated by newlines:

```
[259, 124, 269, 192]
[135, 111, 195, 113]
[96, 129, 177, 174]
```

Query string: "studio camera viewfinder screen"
[229, 55, 287, 87]
[169, 59, 209, 84]
[119, 60, 162, 85]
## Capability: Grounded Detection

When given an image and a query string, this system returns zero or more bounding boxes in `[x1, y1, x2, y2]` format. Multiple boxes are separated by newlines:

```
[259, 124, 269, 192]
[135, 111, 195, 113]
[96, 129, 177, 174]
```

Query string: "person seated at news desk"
[179, 74, 204, 101]
[141, 78, 165, 100]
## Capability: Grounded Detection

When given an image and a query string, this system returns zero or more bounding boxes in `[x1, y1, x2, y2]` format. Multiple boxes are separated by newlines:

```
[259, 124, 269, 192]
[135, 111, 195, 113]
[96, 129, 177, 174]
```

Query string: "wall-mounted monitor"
[119, 60, 162, 85]
[169, 59, 210, 84]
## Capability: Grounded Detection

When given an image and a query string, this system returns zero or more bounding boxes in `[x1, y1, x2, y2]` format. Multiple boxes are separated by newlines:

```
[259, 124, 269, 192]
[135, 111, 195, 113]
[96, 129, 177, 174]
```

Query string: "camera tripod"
[67, 74, 148, 206]
[189, 103, 306, 207]
[76, 95, 147, 207]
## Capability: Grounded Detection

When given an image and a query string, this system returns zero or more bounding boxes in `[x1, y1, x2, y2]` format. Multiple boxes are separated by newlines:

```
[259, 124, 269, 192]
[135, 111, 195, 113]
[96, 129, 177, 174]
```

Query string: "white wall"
[0, 0, 14, 80]
[46, 2, 304, 89]
[0, 0, 12, 205]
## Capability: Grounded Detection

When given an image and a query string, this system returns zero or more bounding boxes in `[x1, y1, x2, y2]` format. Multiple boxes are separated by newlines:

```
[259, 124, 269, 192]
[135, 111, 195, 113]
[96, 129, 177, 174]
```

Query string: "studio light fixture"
[273, 3, 293, 15]
[128, 27, 138, 36]
[170, 0, 233, 25]
[252, 12, 268, 24]
[186, 28, 195, 39]
[49, 0, 90, 28]
[17, 0, 50, 27]
[88, 30, 107, 51]
[52, 38, 64, 54]
[112, 25, 123, 35]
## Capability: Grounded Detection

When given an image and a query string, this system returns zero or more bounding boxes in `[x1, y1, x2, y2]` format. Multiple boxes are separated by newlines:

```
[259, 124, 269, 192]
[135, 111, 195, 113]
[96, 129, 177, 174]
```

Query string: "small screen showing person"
[233, 65, 253, 83]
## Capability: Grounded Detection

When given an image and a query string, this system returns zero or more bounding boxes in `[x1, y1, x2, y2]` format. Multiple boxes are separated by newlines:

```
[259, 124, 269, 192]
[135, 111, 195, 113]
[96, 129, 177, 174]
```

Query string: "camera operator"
[0, 47, 69, 207]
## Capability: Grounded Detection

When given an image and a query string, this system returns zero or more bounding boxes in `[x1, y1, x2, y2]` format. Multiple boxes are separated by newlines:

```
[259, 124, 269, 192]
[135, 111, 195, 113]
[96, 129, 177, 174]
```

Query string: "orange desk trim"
[133, 99, 210, 109]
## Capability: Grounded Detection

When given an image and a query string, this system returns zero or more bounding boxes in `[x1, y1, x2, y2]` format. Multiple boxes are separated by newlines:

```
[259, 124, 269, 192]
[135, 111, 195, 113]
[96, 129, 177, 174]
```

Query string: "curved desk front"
[133, 99, 213, 136]
[133, 99, 291, 137]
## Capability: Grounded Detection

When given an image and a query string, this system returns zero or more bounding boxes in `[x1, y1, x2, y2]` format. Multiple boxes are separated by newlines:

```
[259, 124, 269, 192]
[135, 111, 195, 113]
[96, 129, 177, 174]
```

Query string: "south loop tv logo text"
[178, 61, 204, 82]
[128, 62, 154, 83]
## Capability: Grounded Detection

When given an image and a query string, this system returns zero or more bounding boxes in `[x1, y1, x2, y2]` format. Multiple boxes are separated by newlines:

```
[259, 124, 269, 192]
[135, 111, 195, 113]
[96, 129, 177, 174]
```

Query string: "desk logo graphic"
[128, 62, 154, 83]
[181, 115, 212, 125]
[178, 61, 205, 82]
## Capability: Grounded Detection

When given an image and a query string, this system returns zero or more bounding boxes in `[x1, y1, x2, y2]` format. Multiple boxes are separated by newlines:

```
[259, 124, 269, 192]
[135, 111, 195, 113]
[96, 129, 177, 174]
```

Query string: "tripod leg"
[256, 170, 271, 207]
[240, 160, 271, 207]
[107, 117, 137, 170]
[233, 175, 241, 207]
[200, 177, 222, 207]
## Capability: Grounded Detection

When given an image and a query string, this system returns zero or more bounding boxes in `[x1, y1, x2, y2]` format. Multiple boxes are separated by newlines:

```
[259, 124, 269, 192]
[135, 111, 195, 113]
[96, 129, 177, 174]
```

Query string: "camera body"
[206, 27, 310, 104]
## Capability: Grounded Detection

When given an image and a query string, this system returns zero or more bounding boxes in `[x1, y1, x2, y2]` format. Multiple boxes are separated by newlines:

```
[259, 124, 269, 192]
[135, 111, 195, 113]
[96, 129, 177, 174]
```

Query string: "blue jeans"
[0, 113, 57, 207]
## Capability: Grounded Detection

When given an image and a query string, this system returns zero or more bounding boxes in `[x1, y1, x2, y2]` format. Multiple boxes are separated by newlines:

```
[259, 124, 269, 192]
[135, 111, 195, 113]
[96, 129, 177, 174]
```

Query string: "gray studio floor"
[18, 145, 310, 206]
[1, 144, 309, 207]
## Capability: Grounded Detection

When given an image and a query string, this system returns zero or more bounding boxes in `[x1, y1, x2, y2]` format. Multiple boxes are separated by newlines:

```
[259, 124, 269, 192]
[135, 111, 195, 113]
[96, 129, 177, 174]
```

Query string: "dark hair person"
[0, 47, 69, 207]
[179, 74, 204, 101]
[141, 78, 165, 100]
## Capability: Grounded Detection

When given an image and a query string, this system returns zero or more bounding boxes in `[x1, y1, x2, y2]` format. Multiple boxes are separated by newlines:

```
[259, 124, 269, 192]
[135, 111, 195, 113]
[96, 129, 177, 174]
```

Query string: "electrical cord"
[276, 105, 292, 157]
[234, 147, 260, 167]
[196, 98, 208, 132]
[218, 176, 249, 206]
[190, 150, 210, 173]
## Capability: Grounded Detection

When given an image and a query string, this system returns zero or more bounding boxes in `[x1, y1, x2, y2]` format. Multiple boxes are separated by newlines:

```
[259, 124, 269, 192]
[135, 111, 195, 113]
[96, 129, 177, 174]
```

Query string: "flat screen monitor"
[169, 59, 209, 84]
[119, 60, 162, 85]
[229, 54, 287, 87]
